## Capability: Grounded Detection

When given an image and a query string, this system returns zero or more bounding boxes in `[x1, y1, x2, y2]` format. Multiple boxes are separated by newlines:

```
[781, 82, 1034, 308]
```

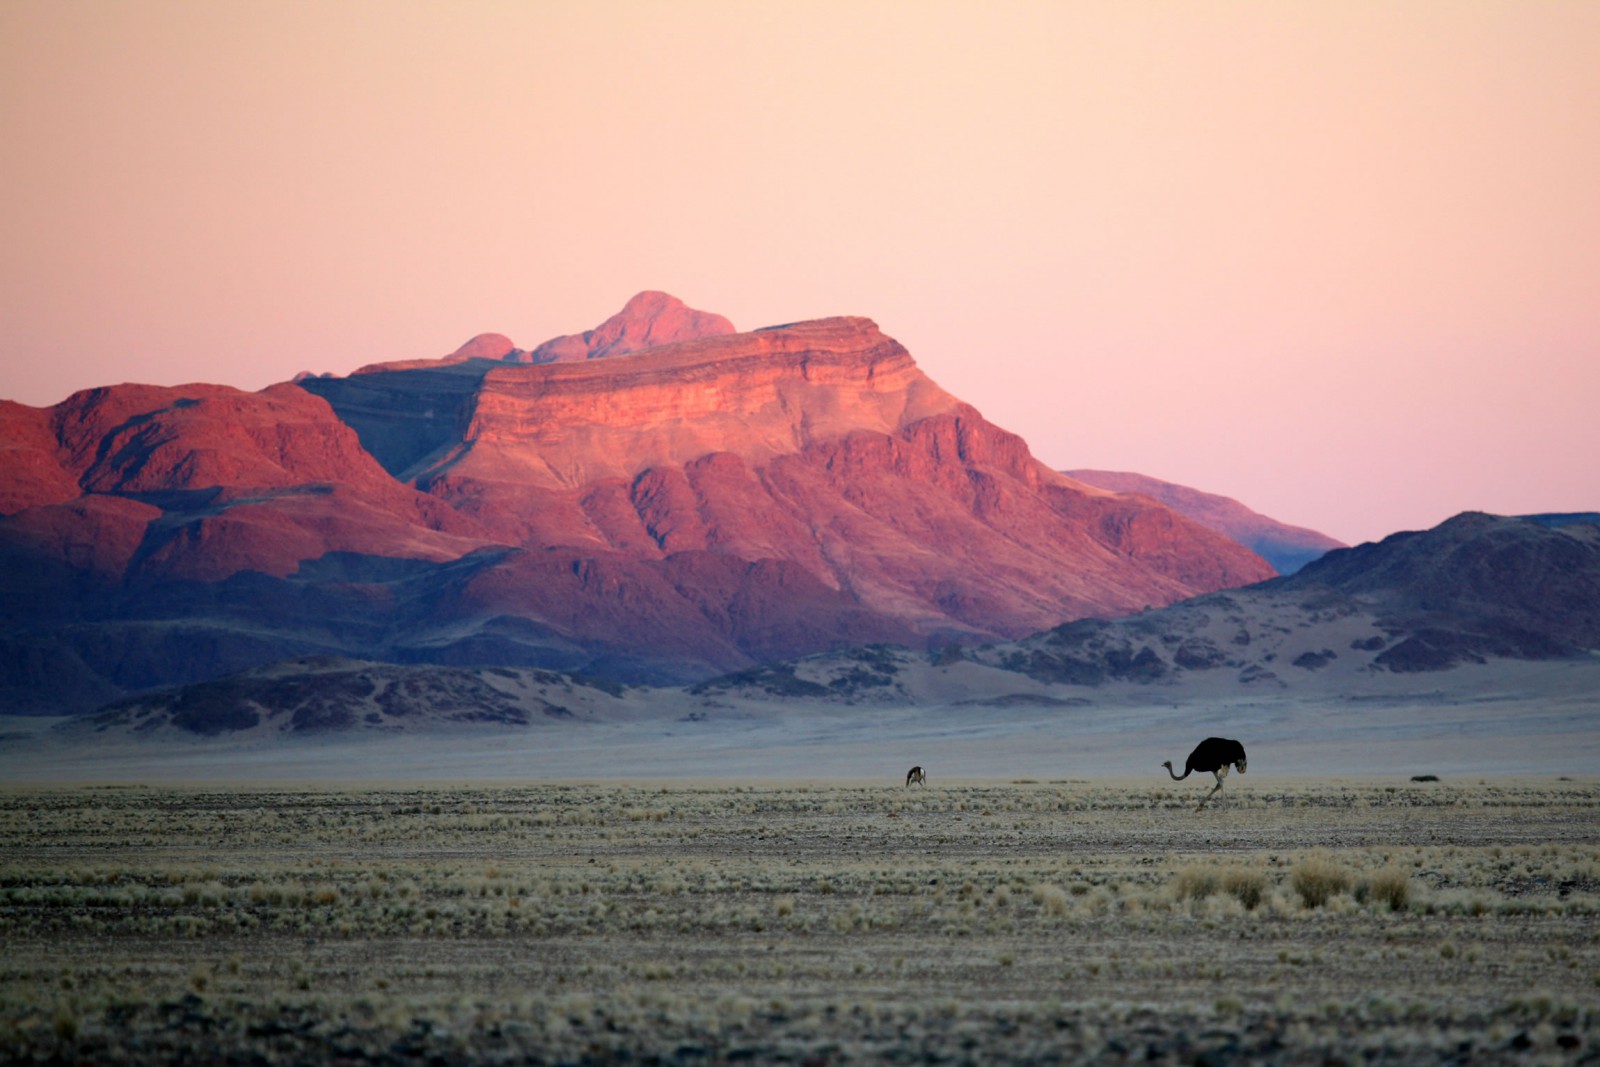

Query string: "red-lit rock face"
[0, 400, 79, 513]
[0, 382, 495, 582]
[393, 309, 1273, 644]
[425, 316, 957, 494]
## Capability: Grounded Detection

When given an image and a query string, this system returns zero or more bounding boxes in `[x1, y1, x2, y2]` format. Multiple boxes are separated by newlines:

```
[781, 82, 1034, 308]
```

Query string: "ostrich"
[1162, 737, 1247, 811]
[905, 765, 926, 787]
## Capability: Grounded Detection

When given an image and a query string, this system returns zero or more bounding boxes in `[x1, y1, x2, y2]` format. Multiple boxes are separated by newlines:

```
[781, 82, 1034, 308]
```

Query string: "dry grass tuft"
[1173, 864, 1267, 910]
[1358, 866, 1412, 912]
[1291, 855, 1353, 909]
[1033, 884, 1069, 917]
[1220, 867, 1268, 911]
[1172, 865, 1220, 902]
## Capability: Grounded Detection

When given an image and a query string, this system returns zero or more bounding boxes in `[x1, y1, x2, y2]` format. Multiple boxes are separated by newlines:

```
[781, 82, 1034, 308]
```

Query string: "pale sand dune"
[3, 656, 1596, 784]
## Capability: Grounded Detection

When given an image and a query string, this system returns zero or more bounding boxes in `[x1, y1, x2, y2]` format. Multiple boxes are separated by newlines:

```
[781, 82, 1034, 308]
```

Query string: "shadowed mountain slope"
[62, 656, 631, 738]
[683, 512, 1600, 707]
[57, 513, 1600, 741]
[966, 511, 1600, 689]
[1265, 511, 1600, 664]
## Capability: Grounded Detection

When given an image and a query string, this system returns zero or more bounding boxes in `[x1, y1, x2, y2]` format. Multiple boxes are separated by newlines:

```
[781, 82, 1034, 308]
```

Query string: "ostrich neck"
[1164, 763, 1191, 781]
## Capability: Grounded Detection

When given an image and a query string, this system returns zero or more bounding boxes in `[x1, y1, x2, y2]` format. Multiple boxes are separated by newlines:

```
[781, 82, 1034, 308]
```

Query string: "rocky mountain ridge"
[977, 511, 1600, 688]
[1066, 469, 1344, 574]
[55, 512, 1600, 740]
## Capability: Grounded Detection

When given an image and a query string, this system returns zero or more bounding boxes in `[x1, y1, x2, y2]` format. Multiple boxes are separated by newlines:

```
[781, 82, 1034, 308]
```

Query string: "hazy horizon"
[3, 2, 1596, 546]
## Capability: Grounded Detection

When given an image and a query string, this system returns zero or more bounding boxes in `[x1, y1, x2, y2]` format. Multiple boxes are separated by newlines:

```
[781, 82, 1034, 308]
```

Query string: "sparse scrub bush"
[1292, 855, 1353, 909]
[1172, 864, 1266, 910]
[1358, 866, 1411, 912]
[52, 1002, 77, 1041]
[1172, 865, 1220, 902]
[1220, 867, 1267, 910]
[1033, 884, 1069, 917]
[1084, 886, 1116, 916]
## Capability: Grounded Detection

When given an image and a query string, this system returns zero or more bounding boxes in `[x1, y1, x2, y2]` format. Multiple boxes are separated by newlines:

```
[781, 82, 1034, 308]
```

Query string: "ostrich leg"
[1196, 770, 1227, 811]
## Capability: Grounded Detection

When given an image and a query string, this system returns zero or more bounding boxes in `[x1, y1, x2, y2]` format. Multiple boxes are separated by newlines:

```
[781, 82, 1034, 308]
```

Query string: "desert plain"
[3, 770, 1598, 1065]
[3, 652, 1599, 1064]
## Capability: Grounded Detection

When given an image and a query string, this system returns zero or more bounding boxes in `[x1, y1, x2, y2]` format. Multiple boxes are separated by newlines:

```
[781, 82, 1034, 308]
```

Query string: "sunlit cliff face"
[421, 317, 962, 492]
[392, 305, 1272, 638]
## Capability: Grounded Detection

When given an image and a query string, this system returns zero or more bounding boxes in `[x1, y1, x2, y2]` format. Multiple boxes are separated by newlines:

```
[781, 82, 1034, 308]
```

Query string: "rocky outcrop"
[450, 333, 523, 362]
[0, 293, 1276, 711]
[418, 315, 960, 501]
[1066, 469, 1344, 574]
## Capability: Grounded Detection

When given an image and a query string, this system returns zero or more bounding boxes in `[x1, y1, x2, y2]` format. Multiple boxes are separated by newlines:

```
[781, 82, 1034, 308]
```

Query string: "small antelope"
[905, 765, 926, 787]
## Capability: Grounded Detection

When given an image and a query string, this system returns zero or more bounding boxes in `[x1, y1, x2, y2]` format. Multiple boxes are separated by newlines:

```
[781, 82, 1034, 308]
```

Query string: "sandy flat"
[4, 656, 1596, 784]
[3, 778, 1597, 1064]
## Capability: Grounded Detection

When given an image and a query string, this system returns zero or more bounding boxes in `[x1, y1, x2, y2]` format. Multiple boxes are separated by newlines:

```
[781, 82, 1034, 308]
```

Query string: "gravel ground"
[2, 778, 1597, 1064]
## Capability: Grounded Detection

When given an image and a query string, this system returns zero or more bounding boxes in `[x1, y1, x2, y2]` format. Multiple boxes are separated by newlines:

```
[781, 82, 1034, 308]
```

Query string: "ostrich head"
[1235, 756, 1247, 774]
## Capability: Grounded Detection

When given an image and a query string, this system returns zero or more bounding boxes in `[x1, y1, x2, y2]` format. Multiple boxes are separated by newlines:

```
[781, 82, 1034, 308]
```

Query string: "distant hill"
[1524, 512, 1600, 530]
[1266, 511, 1600, 666]
[970, 511, 1600, 686]
[61, 512, 1599, 741]
[692, 512, 1600, 703]
[62, 657, 627, 739]
[1065, 469, 1344, 574]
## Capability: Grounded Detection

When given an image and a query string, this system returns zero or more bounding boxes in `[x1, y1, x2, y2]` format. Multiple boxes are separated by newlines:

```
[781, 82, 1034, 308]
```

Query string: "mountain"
[300, 303, 1274, 663]
[1266, 511, 1600, 667]
[0, 293, 1273, 713]
[1065, 469, 1344, 574]
[963, 510, 1600, 688]
[681, 512, 1600, 707]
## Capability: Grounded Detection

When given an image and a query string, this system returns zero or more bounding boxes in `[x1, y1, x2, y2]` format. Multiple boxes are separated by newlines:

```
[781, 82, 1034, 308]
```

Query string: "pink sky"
[3, 1, 1597, 546]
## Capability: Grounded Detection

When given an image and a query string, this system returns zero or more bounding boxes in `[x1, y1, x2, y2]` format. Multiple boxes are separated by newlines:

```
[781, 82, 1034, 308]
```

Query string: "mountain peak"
[525, 291, 735, 363]
[344, 292, 733, 376]
[450, 332, 521, 361]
